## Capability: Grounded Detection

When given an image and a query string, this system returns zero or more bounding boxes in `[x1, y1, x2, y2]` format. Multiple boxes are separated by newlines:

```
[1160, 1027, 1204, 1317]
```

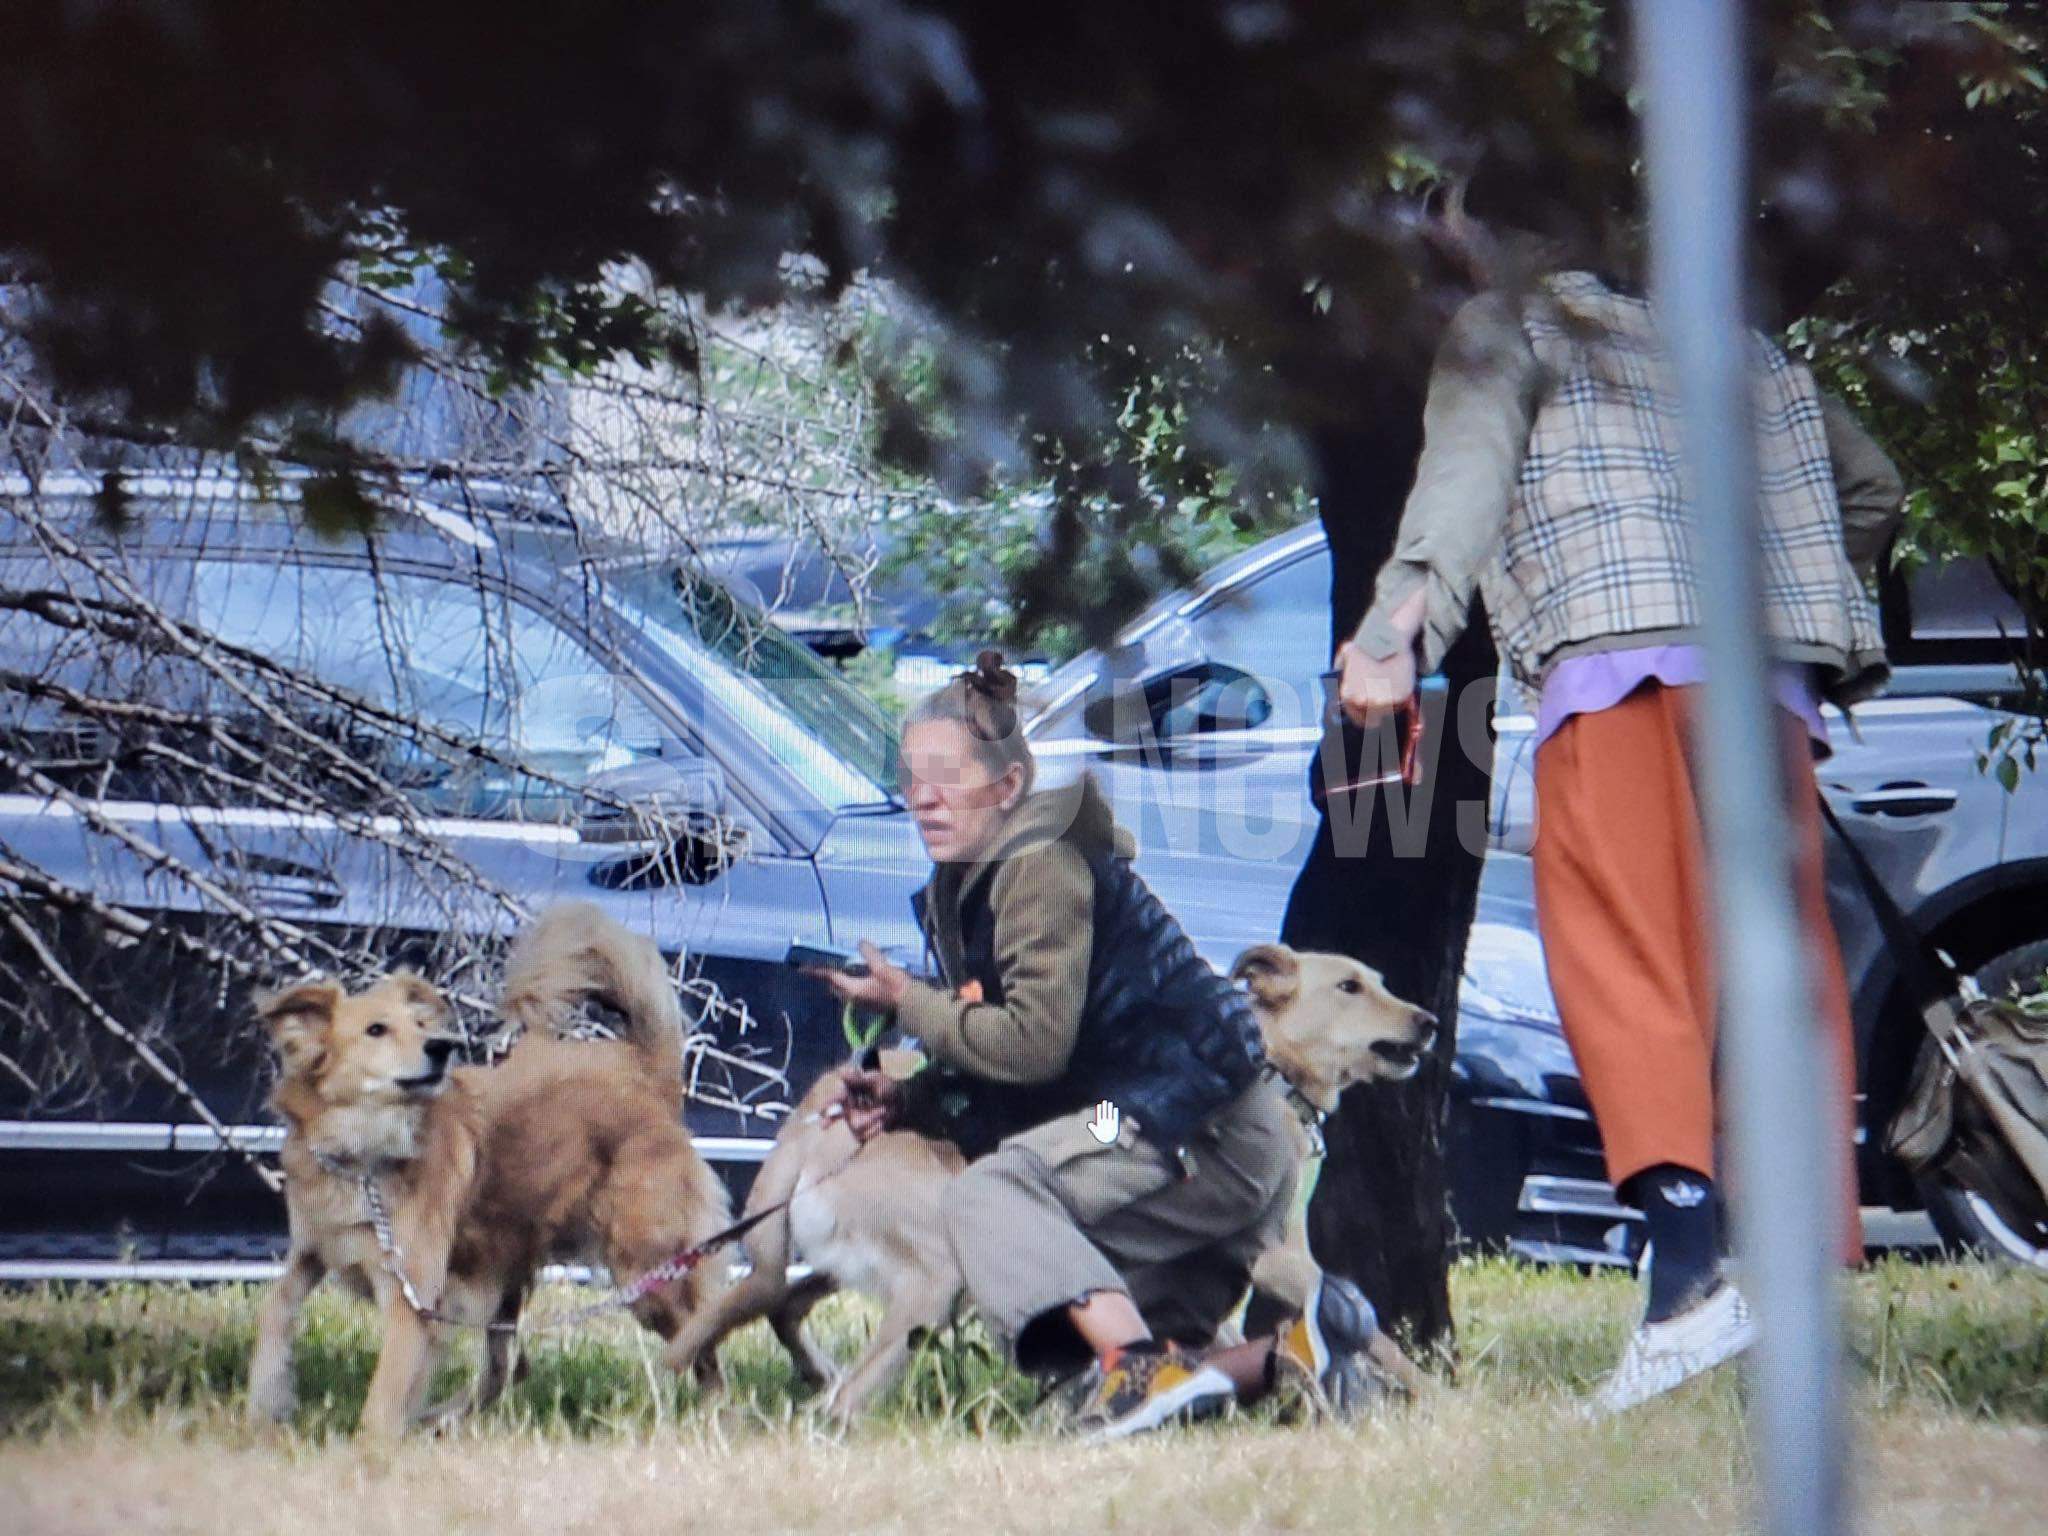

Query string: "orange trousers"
[1530, 683, 1863, 1260]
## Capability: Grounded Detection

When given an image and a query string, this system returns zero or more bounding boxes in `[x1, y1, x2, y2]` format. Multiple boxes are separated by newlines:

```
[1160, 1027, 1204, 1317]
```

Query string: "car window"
[188, 559, 668, 820]
[605, 563, 900, 809]
[0, 550, 202, 797]
[1183, 550, 1332, 732]
[1903, 559, 2029, 643]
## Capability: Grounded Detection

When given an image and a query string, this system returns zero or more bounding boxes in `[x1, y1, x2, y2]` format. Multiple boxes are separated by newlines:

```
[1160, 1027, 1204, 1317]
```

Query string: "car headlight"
[1452, 1006, 1582, 1105]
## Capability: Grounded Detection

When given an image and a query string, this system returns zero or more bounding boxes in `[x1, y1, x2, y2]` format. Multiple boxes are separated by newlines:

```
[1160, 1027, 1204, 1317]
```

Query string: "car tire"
[1915, 937, 2048, 1269]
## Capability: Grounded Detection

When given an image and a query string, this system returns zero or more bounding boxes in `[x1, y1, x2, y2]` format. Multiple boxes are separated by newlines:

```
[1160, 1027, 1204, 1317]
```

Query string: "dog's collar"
[1260, 1061, 1328, 1159]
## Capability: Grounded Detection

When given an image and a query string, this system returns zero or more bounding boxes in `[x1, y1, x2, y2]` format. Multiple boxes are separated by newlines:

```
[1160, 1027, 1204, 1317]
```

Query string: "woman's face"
[899, 718, 1024, 864]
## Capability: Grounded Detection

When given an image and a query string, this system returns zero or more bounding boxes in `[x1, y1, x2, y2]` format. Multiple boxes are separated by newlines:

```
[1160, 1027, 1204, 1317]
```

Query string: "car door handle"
[247, 878, 344, 910]
[1849, 785, 1959, 817]
[234, 854, 346, 909]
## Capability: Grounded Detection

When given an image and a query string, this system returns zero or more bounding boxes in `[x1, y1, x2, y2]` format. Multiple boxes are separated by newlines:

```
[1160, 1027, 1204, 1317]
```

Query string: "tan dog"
[247, 902, 729, 1439]
[668, 942, 1435, 1421]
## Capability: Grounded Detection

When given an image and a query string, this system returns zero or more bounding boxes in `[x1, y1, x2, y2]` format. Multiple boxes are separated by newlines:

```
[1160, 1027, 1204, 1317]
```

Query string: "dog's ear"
[256, 979, 341, 1072]
[390, 970, 451, 1030]
[1231, 944, 1301, 1009]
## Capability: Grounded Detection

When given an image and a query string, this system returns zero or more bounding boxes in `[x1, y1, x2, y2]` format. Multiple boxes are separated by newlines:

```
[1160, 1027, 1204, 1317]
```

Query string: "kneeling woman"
[817, 653, 1375, 1439]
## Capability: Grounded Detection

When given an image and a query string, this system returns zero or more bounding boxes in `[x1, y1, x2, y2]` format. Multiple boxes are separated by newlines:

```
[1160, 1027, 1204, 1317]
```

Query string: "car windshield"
[604, 563, 901, 810]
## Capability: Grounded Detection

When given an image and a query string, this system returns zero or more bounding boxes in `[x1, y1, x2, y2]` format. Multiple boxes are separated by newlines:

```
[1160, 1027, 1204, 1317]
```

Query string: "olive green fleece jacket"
[893, 776, 1132, 1086]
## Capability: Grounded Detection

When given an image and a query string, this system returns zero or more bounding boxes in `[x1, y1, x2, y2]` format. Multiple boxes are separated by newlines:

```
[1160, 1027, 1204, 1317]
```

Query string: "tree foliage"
[1783, 5, 2048, 775]
[2, 0, 1633, 639]
[1789, 10, 2047, 596]
[6, 4, 2042, 646]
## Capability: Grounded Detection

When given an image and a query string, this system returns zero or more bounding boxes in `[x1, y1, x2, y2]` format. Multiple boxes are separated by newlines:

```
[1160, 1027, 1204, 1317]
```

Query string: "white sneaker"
[1583, 1283, 1756, 1418]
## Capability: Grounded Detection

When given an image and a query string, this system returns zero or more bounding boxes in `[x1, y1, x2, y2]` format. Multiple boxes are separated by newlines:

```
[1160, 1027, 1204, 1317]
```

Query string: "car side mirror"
[1079, 663, 1273, 749]
[1081, 682, 1161, 746]
[576, 757, 727, 843]
[1156, 664, 1273, 737]
[580, 759, 746, 889]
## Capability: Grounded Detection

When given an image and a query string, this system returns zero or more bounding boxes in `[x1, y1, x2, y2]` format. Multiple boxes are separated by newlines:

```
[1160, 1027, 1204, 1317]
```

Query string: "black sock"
[1628, 1164, 1721, 1323]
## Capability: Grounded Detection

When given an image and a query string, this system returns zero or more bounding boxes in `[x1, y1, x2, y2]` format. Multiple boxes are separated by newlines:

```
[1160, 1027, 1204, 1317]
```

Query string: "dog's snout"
[1413, 1011, 1439, 1053]
[423, 1035, 459, 1064]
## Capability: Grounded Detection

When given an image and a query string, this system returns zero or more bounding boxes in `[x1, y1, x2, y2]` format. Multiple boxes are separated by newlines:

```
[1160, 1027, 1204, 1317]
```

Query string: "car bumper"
[1448, 1009, 1643, 1269]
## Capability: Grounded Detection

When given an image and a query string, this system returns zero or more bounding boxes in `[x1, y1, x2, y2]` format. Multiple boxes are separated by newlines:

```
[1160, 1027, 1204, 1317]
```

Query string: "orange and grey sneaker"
[1274, 1273, 1384, 1416]
[1073, 1342, 1235, 1443]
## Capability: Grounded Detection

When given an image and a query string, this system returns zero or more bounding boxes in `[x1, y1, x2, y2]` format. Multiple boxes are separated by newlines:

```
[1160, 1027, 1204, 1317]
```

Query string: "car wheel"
[1915, 937, 2048, 1269]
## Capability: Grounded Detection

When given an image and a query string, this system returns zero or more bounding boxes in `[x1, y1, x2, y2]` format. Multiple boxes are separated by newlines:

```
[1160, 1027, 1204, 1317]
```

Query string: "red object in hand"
[1397, 689, 1424, 786]
[1313, 687, 1425, 806]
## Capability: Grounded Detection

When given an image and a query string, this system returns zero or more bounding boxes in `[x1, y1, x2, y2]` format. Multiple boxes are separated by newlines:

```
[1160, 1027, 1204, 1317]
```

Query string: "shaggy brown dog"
[668, 943, 1434, 1422]
[247, 902, 729, 1439]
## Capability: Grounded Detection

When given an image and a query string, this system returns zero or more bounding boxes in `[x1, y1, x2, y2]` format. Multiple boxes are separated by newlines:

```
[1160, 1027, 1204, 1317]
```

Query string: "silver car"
[1021, 523, 2048, 1264]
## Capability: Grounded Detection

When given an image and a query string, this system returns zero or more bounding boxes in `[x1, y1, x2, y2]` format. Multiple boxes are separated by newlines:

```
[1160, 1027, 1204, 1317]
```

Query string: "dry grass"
[3, 1259, 2045, 1535]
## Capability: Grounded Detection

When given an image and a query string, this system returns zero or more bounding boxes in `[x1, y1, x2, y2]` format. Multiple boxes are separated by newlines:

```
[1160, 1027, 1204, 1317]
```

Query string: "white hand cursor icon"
[1086, 1100, 1121, 1145]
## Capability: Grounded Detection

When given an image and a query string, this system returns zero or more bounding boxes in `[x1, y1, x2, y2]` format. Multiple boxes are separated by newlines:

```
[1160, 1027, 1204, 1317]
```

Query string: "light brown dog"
[668, 942, 1435, 1421]
[247, 902, 729, 1439]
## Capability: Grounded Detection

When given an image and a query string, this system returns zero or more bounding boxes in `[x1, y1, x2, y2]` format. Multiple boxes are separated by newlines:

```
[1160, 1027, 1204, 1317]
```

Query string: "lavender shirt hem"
[1533, 645, 1830, 757]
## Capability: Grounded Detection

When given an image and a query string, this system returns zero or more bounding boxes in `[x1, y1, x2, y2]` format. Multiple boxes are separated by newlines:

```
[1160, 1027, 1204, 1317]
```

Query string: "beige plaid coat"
[1357, 272, 1903, 705]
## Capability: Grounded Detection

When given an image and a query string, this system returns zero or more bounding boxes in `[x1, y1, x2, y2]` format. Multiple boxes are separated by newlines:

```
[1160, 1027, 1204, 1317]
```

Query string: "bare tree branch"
[0, 276, 893, 1233]
[4, 910, 284, 1195]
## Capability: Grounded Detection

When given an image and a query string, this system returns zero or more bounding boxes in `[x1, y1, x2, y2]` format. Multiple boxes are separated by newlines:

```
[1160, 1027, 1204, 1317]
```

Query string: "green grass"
[3, 1257, 2044, 1440]
[3, 1260, 2046, 1536]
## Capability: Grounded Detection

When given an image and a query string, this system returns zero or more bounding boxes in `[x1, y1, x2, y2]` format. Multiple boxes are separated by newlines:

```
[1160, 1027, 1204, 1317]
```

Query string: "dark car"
[696, 531, 941, 661]
[0, 475, 909, 1274]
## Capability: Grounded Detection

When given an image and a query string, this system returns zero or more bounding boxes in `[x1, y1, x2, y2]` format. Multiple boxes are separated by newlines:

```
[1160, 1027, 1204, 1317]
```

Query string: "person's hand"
[804, 940, 910, 1012]
[1333, 638, 1417, 728]
[826, 1066, 902, 1143]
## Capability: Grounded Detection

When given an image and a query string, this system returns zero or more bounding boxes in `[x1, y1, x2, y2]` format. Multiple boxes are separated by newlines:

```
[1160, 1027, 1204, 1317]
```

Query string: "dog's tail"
[500, 902, 686, 1093]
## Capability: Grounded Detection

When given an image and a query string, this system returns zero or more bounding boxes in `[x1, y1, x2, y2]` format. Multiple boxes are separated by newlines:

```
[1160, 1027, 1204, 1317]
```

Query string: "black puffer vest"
[909, 792, 1265, 1161]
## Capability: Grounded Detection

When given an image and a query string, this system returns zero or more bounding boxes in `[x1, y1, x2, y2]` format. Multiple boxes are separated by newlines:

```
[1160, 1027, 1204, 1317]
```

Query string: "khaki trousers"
[939, 1078, 1298, 1374]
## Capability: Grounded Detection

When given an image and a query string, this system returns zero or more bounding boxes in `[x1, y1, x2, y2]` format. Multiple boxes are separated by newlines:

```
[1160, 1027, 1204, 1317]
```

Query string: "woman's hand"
[1333, 637, 1417, 727]
[804, 940, 910, 1012]
[824, 1066, 902, 1143]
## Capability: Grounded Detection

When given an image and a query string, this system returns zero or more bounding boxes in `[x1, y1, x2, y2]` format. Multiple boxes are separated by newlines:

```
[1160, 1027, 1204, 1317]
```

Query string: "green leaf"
[299, 472, 379, 541]
[1996, 755, 2021, 794]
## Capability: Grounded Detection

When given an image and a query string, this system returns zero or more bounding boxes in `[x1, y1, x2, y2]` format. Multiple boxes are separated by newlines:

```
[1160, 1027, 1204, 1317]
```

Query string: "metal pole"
[1632, 4, 1848, 1534]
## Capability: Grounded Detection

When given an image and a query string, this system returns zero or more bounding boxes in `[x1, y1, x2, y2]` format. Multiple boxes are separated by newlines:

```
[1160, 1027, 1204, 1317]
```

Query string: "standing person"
[1337, 250, 1905, 1413]
[814, 652, 1385, 1439]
